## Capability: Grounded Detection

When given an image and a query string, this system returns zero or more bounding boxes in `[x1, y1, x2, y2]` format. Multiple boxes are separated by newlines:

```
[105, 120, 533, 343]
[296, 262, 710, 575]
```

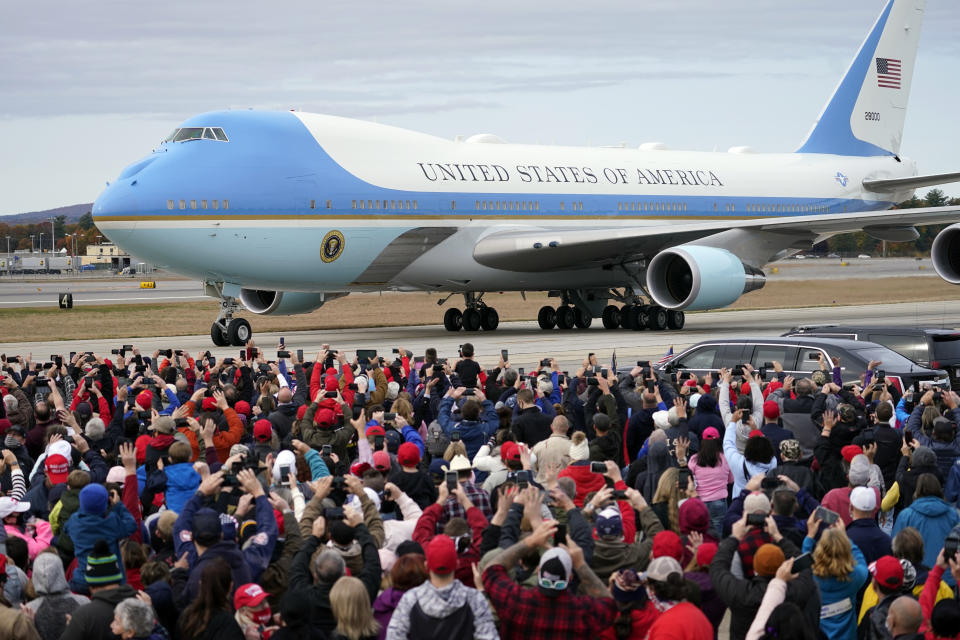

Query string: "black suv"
[783, 325, 960, 387]
[654, 336, 951, 391]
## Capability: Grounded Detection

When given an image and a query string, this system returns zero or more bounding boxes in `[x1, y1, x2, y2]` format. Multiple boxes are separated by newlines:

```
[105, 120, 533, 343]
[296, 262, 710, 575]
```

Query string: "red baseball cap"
[426, 535, 458, 575]
[350, 462, 372, 477]
[201, 397, 218, 412]
[372, 451, 392, 472]
[324, 377, 339, 392]
[870, 555, 904, 589]
[500, 441, 520, 462]
[45, 454, 70, 484]
[316, 408, 336, 427]
[233, 583, 271, 624]
[136, 390, 153, 410]
[397, 442, 421, 467]
[253, 419, 272, 442]
[841, 445, 864, 463]
[748, 429, 765, 439]
[763, 400, 780, 420]
[233, 401, 251, 417]
[366, 424, 386, 438]
[696, 542, 719, 568]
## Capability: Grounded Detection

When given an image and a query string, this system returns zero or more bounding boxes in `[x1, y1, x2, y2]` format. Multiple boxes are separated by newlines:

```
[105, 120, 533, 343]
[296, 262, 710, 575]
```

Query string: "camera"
[159, 349, 173, 358]
[612, 489, 627, 499]
[383, 412, 396, 422]
[732, 365, 744, 376]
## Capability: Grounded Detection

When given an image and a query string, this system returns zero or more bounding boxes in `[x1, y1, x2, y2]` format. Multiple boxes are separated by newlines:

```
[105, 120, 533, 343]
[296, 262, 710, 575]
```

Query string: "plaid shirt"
[439, 480, 493, 527]
[482, 564, 617, 640]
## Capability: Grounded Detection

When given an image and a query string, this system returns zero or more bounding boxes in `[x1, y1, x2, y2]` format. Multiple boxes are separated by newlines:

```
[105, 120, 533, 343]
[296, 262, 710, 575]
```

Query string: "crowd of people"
[0, 342, 958, 639]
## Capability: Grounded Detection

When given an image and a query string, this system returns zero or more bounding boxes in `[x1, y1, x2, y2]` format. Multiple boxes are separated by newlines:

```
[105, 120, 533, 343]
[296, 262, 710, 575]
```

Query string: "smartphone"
[278, 351, 290, 358]
[446, 470, 458, 491]
[414, 356, 425, 364]
[374, 435, 385, 450]
[501, 349, 508, 362]
[357, 349, 378, 362]
[517, 470, 530, 490]
[913, 380, 921, 394]
[903, 429, 913, 445]
[279, 337, 285, 347]
[174, 418, 188, 427]
[222, 357, 234, 365]
[678, 469, 692, 490]
[590, 461, 607, 473]
[746, 513, 766, 527]
[239, 350, 246, 360]
[324, 507, 344, 520]
[761, 476, 781, 491]
[646, 380, 655, 393]
[451, 431, 461, 442]
[741, 409, 752, 421]
[207, 356, 216, 367]
[553, 524, 567, 546]
[815, 506, 839, 526]
[876, 370, 886, 382]
[792, 552, 813, 573]
[637, 360, 651, 368]
[518, 367, 525, 376]
[600, 368, 608, 378]
[322, 444, 332, 456]
[807, 352, 821, 360]
[324, 391, 338, 398]
[279, 464, 291, 485]
[462, 388, 475, 396]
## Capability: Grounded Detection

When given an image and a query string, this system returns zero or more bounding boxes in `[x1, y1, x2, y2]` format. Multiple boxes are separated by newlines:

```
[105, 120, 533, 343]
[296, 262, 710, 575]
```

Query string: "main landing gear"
[210, 296, 252, 346]
[443, 292, 500, 332]
[596, 303, 685, 331]
[535, 288, 686, 332]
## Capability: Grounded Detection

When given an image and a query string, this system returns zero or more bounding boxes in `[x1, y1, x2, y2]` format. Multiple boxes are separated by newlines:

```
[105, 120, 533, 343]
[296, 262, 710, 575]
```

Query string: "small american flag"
[655, 346, 674, 365]
[611, 350, 617, 375]
[876, 57, 901, 89]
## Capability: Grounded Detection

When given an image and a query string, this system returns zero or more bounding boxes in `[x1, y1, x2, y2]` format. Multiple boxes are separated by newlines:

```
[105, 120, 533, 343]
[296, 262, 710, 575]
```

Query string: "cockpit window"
[164, 127, 229, 143]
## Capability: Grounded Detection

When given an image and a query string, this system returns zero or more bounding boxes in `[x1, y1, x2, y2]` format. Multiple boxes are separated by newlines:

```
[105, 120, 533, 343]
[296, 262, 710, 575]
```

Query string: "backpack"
[425, 420, 450, 458]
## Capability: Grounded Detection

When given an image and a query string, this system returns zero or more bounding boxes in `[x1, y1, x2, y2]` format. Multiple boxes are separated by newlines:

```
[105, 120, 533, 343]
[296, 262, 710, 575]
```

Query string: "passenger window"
[326, 200, 331, 209]
[451, 201, 456, 211]
[179, 200, 186, 210]
[352, 200, 357, 209]
[201, 200, 208, 209]
[869, 333, 925, 363]
[222, 200, 229, 209]
[676, 347, 719, 370]
[212, 200, 219, 210]
[167, 200, 174, 210]
[749, 346, 797, 371]
[190, 200, 197, 210]
[797, 350, 825, 372]
[310, 200, 316, 210]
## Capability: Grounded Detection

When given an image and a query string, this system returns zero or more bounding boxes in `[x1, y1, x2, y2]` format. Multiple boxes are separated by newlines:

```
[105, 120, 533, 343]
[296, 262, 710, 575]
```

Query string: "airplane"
[93, 0, 960, 347]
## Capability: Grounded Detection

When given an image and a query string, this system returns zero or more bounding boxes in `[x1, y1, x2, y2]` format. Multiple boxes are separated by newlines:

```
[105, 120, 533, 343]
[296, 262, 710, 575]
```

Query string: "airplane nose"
[92, 179, 138, 243]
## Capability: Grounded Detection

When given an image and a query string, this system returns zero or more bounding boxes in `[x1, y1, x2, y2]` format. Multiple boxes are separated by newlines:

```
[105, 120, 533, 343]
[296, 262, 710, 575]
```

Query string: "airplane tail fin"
[797, 0, 924, 157]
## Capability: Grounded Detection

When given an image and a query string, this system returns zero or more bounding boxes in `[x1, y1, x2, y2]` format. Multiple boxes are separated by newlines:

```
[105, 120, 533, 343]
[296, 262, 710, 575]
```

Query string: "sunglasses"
[538, 576, 568, 590]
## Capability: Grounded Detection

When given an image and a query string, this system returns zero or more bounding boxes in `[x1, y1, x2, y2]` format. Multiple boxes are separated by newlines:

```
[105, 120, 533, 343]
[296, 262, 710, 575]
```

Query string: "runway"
[0, 257, 935, 308]
[2, 299, 956, 372]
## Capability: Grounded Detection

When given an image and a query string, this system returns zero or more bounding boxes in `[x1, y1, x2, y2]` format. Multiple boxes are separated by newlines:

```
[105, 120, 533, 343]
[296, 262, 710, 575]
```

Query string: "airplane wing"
[472, 205, 960, 271]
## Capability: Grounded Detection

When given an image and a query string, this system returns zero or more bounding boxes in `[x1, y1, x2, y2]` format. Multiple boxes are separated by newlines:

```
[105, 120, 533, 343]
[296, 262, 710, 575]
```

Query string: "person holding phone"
[437, 386, 499, 462]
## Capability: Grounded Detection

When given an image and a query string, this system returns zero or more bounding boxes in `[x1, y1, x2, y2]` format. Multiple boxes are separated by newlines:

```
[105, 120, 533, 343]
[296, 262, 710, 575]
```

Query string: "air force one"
[94, 0, 960, 346]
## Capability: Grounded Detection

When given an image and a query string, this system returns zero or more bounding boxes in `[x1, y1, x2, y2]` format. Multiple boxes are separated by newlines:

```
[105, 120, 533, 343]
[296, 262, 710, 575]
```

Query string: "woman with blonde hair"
[442, 440, 467, 461]
[801, 512, 867, 640]
[650, 467, 680, 533]
[392, 397, 413, 424]
[330, 576, 380, 640]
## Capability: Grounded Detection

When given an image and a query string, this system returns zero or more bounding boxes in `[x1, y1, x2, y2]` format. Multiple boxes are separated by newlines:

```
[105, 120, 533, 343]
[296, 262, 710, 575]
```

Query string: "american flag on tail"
[655, 346, 674, 365]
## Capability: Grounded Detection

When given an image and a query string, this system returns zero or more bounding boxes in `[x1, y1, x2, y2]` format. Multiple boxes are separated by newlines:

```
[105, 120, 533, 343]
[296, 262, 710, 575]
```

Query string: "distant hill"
[0, 203, 93, 223]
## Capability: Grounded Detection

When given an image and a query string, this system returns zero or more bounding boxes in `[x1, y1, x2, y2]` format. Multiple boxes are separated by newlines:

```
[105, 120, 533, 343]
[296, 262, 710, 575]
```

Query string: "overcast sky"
[1, 0, 958, 214]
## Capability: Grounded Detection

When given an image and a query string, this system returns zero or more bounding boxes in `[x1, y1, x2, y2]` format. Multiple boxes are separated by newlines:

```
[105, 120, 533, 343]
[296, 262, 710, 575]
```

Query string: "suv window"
[748, 345, 798, 371]
[868, 333, 928, 364]
[931, 335, 960, 362]
[797, 348, 827, 372]
[676, 346, 719, 370]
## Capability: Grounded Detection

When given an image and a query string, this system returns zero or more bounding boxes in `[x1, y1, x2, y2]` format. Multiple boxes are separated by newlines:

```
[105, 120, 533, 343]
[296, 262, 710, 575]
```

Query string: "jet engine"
[646, 245, 765, 310]
[932, 223, 960, 284]
[239, 289, 348, 315]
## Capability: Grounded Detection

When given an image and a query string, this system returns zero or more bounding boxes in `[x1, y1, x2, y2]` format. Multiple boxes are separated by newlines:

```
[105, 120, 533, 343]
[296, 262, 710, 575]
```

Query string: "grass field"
[0, 276, 956, 342]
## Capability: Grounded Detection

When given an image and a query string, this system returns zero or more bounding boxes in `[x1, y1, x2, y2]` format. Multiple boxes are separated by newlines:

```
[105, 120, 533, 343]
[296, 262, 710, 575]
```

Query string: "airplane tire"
[573, 307, 592, 329]
[601, 305, 620, 329]
[462, 308, 482, 332]
[556, 305, 576, 330]
[443, 308, 463, 332]
[619, 305, 637, 330]
[646, 306, 668, 331]
[227, 318, 252, 346]
[537, 306, 556, 330]
[480, 307, 499, 331]
[211, 322, 230, 347]
[667, 310, 685, 330]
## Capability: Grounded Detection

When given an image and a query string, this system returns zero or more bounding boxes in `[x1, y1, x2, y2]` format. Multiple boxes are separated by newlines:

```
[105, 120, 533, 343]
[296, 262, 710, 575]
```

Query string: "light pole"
[4, 236, 8, 274]
[30, 235, 35, 252]
[50, 219, 55, 256]
[39, 233, 44, 254]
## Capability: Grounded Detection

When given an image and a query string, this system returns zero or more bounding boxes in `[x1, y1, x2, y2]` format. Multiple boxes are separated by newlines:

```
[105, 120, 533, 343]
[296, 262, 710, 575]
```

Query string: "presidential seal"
[321, 230, 345, 263]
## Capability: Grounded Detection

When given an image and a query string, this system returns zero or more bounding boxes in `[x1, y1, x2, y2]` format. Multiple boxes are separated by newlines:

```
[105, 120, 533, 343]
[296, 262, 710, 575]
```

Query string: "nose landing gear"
[209, 295, 253, 346]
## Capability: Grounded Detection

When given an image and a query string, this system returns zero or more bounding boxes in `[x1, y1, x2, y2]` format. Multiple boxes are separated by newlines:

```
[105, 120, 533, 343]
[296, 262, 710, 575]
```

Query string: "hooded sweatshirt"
[24, 553, 89, 640]
[687, 394, 725, 439]
[801, 536, 868, 640]
[892, 495, 960, 572]
[384, 579, 497, 640]
[636, 441, 673, 503]
[373, 586, 408, 640]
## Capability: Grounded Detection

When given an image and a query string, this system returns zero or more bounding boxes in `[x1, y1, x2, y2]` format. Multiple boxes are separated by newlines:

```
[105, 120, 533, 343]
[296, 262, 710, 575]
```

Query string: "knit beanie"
[569, 431, 589, 460]
[79, 484, 109, 516]
[85, 539, 123, 586]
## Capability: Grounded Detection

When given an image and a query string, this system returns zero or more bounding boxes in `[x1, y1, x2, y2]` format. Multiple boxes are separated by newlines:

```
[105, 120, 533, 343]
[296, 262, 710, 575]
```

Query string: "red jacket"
[598, 602, 658, 640]
[558, 462, 636, 543]
[413, 503, 487, 587]
[647, 601, 714, 639]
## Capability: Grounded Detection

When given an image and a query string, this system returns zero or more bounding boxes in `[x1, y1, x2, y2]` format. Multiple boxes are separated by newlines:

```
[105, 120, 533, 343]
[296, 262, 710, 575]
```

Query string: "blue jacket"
[437, 396, 498, 460]
[64, 503, 138, 591]
[944, 459, 960, 506]
[892, 496, 960, 573]
[140, 463, 202, 515]
[845, 518, 892, 566]
[802, 536, 867, 640]
[173, 491, 278, 590]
